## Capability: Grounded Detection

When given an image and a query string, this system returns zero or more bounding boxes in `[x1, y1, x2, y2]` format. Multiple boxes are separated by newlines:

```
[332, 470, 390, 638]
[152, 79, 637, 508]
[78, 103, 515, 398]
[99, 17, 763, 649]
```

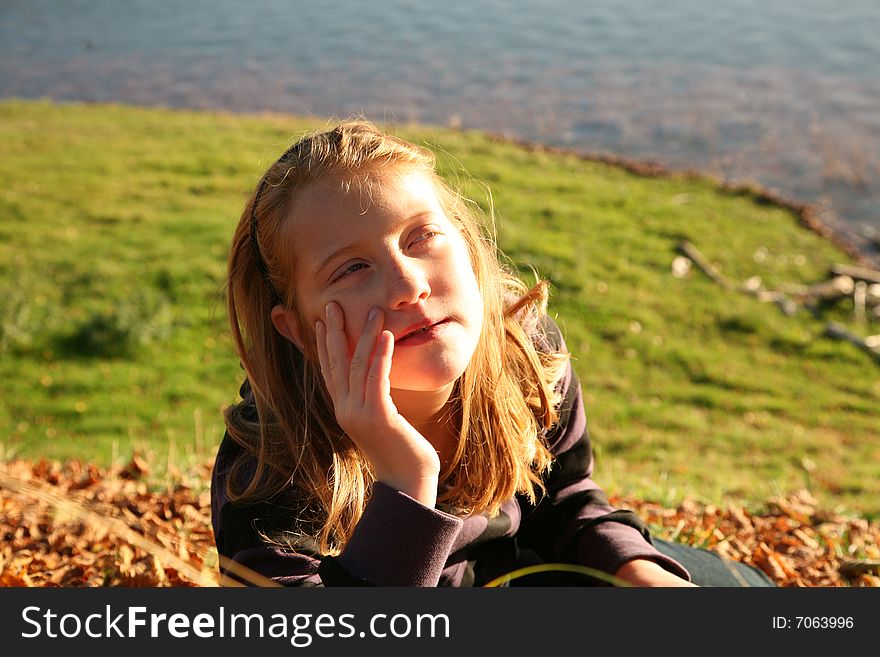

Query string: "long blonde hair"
[224, 120, 569, 555]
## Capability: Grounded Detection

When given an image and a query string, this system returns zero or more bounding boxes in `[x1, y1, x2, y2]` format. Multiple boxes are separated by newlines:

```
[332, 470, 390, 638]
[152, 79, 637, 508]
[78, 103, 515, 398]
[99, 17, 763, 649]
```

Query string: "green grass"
[2, 99, 878, 520]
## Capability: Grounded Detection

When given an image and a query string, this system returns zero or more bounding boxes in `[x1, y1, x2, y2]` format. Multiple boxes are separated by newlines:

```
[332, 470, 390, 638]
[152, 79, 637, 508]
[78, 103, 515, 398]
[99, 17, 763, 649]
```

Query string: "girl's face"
[283, 168, 484, 393]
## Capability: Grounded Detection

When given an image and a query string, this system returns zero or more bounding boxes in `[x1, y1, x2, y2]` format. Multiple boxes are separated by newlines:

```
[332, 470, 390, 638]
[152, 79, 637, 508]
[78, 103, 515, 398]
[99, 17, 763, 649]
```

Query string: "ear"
[271, 305, 305, 352]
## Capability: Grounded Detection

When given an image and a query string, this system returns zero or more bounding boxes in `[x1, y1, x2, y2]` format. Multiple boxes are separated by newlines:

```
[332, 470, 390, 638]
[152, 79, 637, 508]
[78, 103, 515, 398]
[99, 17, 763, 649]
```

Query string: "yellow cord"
[483, 563, 632, 587]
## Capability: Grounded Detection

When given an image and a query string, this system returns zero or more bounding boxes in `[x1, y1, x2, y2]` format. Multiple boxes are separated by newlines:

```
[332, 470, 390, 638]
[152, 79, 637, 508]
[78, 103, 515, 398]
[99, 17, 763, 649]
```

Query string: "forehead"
[290, 170, 443, 241]
[295, 168, 440, 219]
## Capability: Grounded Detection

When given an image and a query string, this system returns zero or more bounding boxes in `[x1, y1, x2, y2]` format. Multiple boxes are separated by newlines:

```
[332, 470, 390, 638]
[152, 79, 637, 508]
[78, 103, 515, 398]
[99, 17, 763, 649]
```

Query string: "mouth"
[397, 318, 449, 343]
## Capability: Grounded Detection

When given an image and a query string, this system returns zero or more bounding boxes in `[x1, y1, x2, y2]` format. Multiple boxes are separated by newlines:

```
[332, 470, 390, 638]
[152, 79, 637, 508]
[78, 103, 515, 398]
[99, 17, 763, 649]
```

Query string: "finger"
[323, 302, 350, 398]
[364, 330, 394, 409]
[315, 320, 332, 392]
[348, 307, 385, 404]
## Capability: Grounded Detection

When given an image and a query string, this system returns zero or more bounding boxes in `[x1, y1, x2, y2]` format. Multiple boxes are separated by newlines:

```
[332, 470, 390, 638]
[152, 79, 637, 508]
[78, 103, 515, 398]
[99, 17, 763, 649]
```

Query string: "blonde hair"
[224, 119, 569, 555]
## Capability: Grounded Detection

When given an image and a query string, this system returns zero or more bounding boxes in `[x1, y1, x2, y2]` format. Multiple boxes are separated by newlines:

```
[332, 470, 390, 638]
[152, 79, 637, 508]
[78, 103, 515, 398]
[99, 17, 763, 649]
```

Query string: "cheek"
[291, 309, 318, 359]
[295, 301, 332, 358]
[307, 291, 371, 355]
[453, 259, 483, 311]
[441, 239, 479, 292]
[337, 304, 369, 352]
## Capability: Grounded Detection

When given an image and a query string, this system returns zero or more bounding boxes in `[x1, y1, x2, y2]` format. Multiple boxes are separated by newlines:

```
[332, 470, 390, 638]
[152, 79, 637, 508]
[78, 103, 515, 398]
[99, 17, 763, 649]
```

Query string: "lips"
[396, 318, 448, 342]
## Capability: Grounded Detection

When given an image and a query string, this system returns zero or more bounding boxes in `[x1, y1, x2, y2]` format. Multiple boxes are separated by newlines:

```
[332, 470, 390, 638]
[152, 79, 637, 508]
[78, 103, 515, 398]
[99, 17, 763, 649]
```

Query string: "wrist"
[614, 558, 695, 587]
[377, 474, 439, 508]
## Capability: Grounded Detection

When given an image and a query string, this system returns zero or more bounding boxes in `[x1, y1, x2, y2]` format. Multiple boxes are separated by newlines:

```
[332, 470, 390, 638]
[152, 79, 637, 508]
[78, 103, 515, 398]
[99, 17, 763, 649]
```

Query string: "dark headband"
[248, 177, 282, 304]
[249, 144, 301, 304]
[249, 178, 271, 277]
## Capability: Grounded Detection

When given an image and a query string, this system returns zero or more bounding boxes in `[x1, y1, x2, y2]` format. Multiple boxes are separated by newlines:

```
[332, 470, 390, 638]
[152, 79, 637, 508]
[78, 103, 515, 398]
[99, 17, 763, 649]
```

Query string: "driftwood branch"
[677, 240, 735, 290]
[677, 240, 797, 314]
[824, 322, 880, 362]
[854, 281, 867, 323]
[829, 263, 880, 285]
[675, 242, 880, 363]
[678, 242, 880, 319]
[798, 276, 854, 304]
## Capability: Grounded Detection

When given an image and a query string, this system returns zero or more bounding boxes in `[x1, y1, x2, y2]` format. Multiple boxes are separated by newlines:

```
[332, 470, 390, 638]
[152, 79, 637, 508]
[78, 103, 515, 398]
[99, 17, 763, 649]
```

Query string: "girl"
[211, 120, 773, 587]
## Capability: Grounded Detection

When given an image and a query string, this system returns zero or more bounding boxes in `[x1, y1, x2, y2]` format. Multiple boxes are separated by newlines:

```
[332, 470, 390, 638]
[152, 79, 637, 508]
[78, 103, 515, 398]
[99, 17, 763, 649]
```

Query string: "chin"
[389, 360, 469, 393]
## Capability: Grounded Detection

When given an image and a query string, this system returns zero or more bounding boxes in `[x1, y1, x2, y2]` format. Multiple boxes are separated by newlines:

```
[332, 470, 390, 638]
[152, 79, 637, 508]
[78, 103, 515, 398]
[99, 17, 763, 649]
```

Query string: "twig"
[854, 281, 867, 323]
[677, 240, 735, 290]
[798, 276, 854, 305]
[830, 263, 880, 285]
[677, 241, 797, 314]
[824, 322, 880, 362]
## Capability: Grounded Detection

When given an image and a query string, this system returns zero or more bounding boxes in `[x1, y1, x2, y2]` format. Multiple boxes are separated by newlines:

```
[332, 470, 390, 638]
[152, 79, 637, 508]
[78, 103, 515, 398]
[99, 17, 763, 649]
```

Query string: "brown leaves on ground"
[610, 492, 880, 587]
[1, 457, 878, 587]
[0, 458, 218, 587]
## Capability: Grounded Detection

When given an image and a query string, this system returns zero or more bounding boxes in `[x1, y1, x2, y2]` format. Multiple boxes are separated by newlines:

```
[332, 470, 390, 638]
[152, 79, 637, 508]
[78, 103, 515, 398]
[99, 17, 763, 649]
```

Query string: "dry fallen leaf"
[1, 458, 877, 587]
[612, 490, 880, 587]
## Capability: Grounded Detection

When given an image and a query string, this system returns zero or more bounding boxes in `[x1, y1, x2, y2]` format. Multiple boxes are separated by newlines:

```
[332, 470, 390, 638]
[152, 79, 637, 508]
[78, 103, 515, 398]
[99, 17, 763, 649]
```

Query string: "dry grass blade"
[217, 555, 282, 588]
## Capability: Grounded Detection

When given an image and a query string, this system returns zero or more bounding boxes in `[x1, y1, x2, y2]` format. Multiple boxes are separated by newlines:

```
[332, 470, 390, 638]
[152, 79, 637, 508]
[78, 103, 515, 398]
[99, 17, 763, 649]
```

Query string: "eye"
[332, 261, 368, 282]
[408, 228, 440, 250]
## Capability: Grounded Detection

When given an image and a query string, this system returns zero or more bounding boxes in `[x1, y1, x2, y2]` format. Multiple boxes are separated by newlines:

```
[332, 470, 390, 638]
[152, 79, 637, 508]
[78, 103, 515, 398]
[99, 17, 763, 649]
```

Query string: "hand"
[614, 559, 699, 587]
[315, 302, 441, 506]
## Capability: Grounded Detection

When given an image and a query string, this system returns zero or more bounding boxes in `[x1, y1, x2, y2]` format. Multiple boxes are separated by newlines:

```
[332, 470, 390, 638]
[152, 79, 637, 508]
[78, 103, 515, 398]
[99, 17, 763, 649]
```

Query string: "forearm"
[332, 482, 462, 586]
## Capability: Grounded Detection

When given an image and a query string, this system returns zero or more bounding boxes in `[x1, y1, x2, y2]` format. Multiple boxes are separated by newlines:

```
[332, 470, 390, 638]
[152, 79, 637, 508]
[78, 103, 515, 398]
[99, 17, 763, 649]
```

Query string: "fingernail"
[368, 307, 378, 321]
[325, 302, 333, 317]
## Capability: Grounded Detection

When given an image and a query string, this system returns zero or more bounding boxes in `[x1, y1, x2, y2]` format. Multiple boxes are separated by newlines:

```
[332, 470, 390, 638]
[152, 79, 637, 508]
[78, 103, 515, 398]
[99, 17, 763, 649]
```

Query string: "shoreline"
[479, 130, 878, 270]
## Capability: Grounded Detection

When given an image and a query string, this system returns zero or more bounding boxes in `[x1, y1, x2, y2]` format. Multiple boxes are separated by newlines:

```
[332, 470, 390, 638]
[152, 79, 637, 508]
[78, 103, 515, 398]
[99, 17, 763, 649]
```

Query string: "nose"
[387, 256, 431, 309]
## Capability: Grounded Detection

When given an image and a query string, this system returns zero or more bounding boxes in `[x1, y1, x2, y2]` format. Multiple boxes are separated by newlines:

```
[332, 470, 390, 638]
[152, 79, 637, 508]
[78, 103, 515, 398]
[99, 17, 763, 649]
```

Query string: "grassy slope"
[2, 100, 878, 519]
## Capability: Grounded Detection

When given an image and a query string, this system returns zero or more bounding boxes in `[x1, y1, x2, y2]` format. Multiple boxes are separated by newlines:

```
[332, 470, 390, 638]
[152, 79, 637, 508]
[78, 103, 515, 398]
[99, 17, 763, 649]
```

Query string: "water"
[2, 0, 879, 262]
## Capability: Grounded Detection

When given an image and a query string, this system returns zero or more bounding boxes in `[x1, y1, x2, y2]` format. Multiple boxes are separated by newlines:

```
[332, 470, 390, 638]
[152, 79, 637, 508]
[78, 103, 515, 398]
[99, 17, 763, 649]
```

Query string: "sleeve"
[211, 430, 463, 587]
[516, 319, 691, 582]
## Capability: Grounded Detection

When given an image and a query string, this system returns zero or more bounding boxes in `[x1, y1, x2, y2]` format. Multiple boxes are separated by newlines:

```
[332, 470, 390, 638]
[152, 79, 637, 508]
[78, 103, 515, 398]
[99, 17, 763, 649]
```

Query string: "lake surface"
[2, 0, 879, 262]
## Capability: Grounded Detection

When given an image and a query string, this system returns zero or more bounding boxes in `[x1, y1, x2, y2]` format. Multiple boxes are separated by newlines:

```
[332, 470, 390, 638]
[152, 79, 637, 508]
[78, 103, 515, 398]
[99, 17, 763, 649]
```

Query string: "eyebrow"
[311, 210, 436, 279]
[313, 244, 361, 279]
